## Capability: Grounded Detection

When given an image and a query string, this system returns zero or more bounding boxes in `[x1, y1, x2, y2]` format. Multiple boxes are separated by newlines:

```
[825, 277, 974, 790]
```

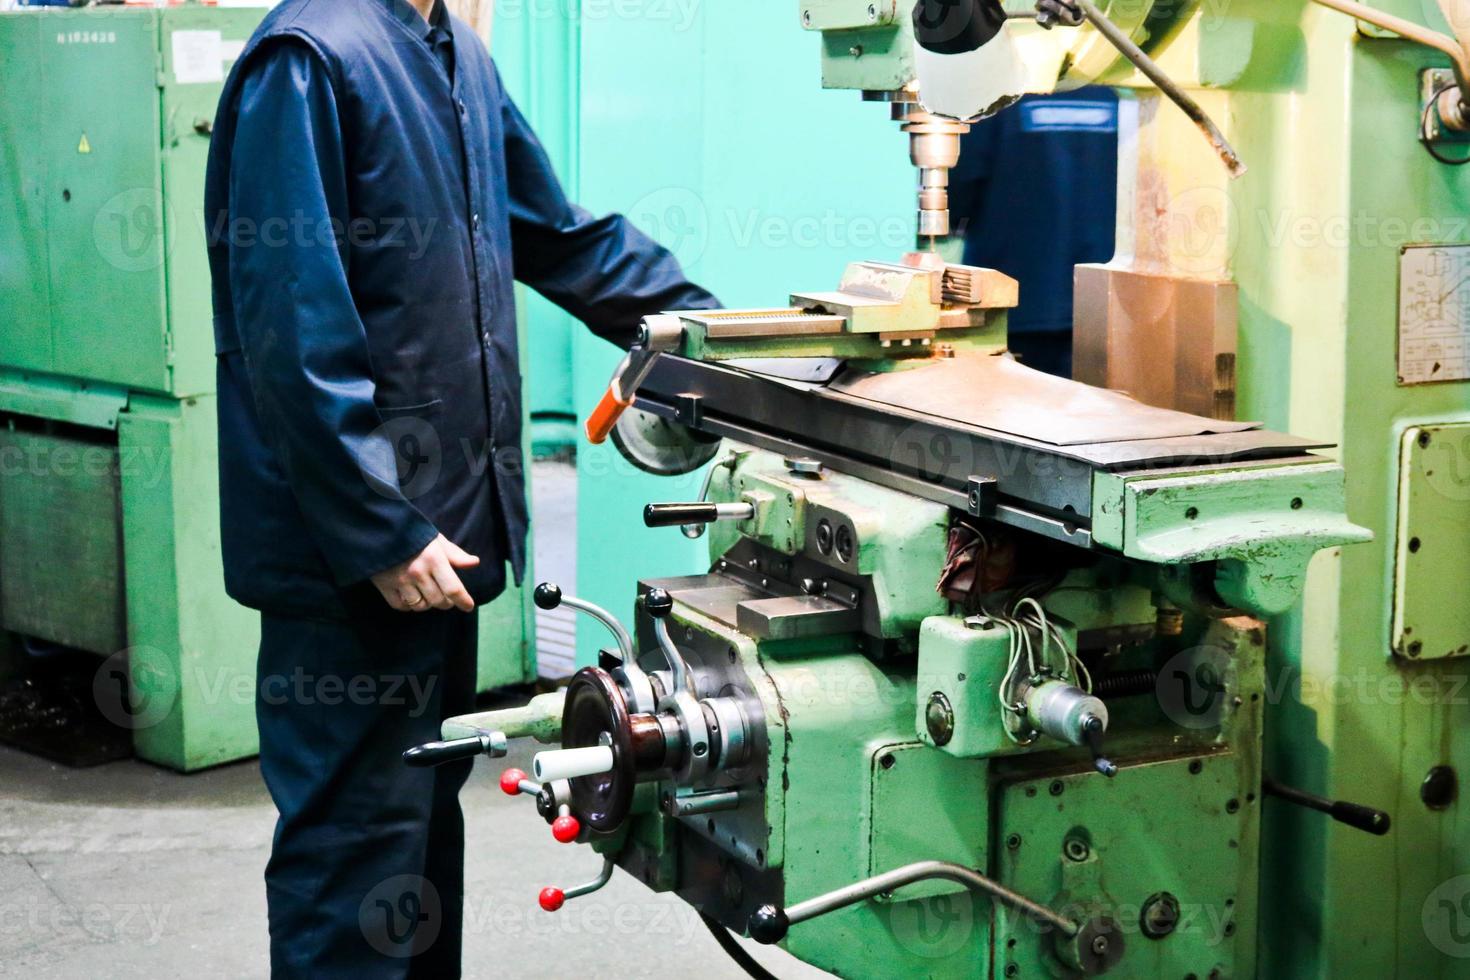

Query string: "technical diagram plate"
[1398, 244, 1470, 385]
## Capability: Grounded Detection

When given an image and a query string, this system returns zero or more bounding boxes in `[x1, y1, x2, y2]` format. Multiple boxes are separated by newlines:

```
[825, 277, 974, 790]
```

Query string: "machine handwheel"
[561, 667, 637, 833]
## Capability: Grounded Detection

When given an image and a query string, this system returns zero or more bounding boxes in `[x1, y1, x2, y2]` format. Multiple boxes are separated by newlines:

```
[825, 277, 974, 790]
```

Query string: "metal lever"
[644, 588, 695, 697]
[584, 315, 684, 444]
[1081, 714, 1118, 778]
[643, 502, 754, 528]
[533, 582, 633, 662]
[748, 860, 1077, 943]
[1262, 776, 1392, 836]
[539, 857, 616, 912]
[748, 860, 1123, 974]
[500, 768, 583, 844]
[402, 732, 507, 768]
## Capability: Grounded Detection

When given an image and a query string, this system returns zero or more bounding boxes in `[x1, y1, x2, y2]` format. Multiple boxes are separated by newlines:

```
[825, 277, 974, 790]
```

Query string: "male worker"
[949, 86, 1119, 378]
[203, 0, 717, 974]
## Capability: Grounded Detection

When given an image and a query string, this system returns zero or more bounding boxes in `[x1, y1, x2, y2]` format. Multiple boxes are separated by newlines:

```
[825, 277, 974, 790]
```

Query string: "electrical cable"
[1421, 83, 1470, 164]
[701, 914, 782, 980]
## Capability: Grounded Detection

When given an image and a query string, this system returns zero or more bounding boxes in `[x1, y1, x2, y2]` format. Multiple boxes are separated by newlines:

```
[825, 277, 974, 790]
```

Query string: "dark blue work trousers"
[256, 604, 478, 978]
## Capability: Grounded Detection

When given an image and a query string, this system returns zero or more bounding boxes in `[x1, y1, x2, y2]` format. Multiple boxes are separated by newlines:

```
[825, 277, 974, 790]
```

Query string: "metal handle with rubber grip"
[402, 733, 506, 768]
[644, 501, 755, 528]
[1329, 799, 1393, 836]
[585, 387, 634, 445]
[1263, 776, 1392, 836]
[644, 502, 719, 527]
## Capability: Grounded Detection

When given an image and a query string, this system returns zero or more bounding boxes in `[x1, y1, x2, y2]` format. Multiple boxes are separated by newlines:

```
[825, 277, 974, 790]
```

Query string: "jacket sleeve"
[227, 40, 439, 586]
[499, 75, 721, 349]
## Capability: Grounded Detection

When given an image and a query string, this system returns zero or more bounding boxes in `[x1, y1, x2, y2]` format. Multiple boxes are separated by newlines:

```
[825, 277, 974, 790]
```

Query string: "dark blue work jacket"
[952, 90, 1119, 335]
[204, 0, 716, 619]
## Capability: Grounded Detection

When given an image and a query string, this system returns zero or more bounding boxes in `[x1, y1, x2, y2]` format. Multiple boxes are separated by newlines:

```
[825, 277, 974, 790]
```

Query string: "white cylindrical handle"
[533, 745, 615, 783]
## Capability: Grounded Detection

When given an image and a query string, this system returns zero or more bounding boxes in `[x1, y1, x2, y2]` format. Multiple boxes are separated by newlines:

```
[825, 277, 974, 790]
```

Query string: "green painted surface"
[572, 2, 914, 666]
[1, 7, 536, 769]
[1391, 423, 1470, 662]
[916, 615, 1032, 760]
[1093, 462, 1371, 617]
[711, 451, 951, 638]
[492, 5, 581, 438]
[1179, 4, 1470, 975]
[118, 394, 259, 770]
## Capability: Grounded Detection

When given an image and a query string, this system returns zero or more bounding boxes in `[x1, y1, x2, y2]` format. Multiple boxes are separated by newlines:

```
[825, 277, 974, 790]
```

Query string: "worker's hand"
[370, 534, 480, 613]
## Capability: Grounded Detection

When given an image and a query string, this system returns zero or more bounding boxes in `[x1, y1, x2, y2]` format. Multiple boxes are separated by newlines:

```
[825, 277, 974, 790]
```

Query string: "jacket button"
[471, 213, 481, 230]
[458, 100, 467, 115]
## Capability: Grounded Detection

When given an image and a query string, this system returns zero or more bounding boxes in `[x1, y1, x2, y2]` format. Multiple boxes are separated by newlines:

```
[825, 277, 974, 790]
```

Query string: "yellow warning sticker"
[78, 133, 91, 154]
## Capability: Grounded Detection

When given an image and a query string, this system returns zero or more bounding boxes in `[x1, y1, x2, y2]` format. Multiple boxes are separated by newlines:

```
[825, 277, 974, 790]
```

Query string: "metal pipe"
[1072, 0, 1247, 177]
[784, 860, 1079, 937]
[1312, 0, 1470, 98]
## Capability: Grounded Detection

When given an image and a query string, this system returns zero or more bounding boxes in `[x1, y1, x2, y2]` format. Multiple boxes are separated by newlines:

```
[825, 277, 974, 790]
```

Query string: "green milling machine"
[0, 5, 536, 771]
[412, 1, 1470, 977]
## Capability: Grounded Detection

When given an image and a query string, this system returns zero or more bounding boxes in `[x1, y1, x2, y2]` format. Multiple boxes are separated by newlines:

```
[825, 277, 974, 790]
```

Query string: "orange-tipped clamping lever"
[583, 314, 686, 444]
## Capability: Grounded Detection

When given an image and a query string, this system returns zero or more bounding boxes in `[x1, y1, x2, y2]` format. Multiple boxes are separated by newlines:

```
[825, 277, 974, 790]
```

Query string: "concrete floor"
[0, 742, 830, 979]
[0, 460, 829, 979]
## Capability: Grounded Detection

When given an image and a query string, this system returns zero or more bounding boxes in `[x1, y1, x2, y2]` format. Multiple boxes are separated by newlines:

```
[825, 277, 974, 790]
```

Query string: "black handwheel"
[561, 667, 637, 833]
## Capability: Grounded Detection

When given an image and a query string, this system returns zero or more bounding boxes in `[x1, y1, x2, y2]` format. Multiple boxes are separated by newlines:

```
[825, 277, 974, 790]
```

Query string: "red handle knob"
[500, 768, 527, 796]
[551, 814, 581, 844]
[539, 887, 566, 912]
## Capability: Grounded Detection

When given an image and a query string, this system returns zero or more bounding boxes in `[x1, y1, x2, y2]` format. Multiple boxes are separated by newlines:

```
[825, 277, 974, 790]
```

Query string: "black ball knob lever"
[747, 904, 790, 945]
[533, 582, 563, 610]
[643, 588, 673, 619]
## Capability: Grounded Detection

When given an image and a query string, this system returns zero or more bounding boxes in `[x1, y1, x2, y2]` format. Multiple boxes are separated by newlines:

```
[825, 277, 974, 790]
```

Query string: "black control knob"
[644, 588, 673, 619]
[534, 582, 563, 610]
[747, 904, 790, 945]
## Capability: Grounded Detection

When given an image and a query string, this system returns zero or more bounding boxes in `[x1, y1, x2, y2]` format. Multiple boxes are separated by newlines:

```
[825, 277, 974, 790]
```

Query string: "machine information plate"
[171, 30, 224, 85]
[1398, 245, 1470, 385]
